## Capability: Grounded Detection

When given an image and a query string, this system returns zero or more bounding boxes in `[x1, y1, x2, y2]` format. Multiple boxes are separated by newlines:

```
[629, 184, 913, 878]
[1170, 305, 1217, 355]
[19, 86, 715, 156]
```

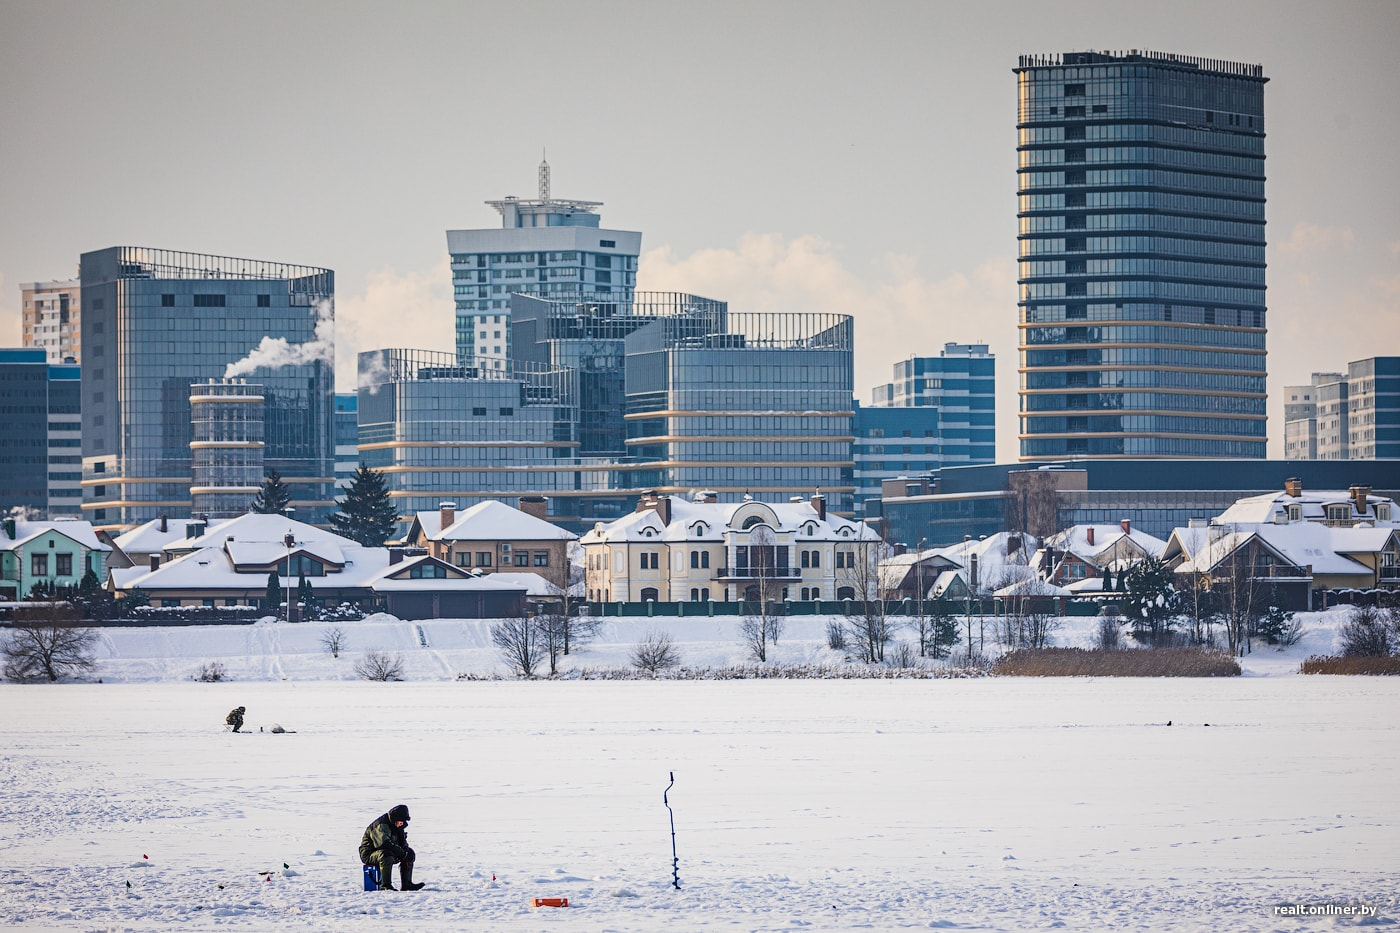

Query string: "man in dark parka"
[359, 804, 424, 891]
[225, 707, 245, 732]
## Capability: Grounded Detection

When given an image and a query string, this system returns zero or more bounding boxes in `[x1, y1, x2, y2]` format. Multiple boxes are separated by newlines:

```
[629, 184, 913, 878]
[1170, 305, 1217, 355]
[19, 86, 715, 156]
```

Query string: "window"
[257, 294, 271, 307]
[161, 294, 175, 307]
[691, 551, 700, 569]
[533, 552, 549, 567]
[600, 239, 615, 248]
[1326, 504, 1350, 523]
[192, 294, 226, 307]
[409, 563, 447, 578]
[455, 552, 471, 567]
[514, 552, 529, 567]
[1378, 504, 1391, 522]
[472, 407, 487, 416]
[476, 551, 492, 567]
[640, 587, 659, 602]
[1064, 83, 1085, 96]
[641, 552, 660, 570]
[32, 554, 48, 576]
[500, 407, 514, 416]
[56, 553, 72, 576]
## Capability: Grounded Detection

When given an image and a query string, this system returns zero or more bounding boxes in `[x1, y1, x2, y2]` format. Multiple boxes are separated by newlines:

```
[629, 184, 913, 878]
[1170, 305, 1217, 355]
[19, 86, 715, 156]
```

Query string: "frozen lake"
[2, 675, 1397, 931]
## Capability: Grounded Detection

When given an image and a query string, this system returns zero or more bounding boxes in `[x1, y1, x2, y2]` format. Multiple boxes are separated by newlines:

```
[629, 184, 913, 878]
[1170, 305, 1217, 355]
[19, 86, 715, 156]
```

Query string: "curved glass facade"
[1015, 50, 1268, 459]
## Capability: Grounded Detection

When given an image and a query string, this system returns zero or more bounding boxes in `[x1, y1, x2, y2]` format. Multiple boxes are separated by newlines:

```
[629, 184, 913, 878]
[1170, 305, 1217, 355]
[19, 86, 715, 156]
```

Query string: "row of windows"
[450, 252, 638, 269]
[1022, 414, 1265, 436]
[1020, 169, 1263, 197]
[1024, 347, 1264, 370]
[1021, 236, 1264, 262]
[1020, 258, 1264, 282]
[1019, 213, 1263, 241]
[1023, 324, 1266, 350]
[1019, 122, 1264, 154]
[1022, 302, 1263, 328]
[1023, 369, 1265, 392]
[1021, 190, 1264, 218]
[655, 415, 853, 435]
[450, 550, 549, 568]
[1021, 436, 1265, 458]
[1022, 281, 1265, 307]
[1022, 391, 1266, 415]
[1021, 70, 1263, 108]
[1019, 145, 1263, 176]
[658, 441, 850, 458]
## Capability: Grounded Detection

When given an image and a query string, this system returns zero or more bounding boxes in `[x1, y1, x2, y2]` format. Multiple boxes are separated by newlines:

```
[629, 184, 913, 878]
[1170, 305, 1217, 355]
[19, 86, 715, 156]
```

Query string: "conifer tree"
[265, 570, 282, 615]
[250, 468, 292, 514]
[330, 465, 400, 547]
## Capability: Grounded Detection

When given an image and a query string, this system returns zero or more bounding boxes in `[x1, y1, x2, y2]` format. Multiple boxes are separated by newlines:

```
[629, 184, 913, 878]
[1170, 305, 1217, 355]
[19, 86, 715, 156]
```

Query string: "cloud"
[1276, 221, 1355, 257]
[333, 258, 454, 393]
[639, 234, 1020, 460]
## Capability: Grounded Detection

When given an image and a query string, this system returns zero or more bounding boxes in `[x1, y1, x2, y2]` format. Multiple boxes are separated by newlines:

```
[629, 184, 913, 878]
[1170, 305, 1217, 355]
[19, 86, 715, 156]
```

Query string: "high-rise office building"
[0, 348, 81, 519]
[79, 247, 335, 530]
[447, 159, 640, 370]
[624, 310, 855, 512]
[1015, 50, 1268, 460]
[21, 278, 82, 363]
[855, 343, 996, 517]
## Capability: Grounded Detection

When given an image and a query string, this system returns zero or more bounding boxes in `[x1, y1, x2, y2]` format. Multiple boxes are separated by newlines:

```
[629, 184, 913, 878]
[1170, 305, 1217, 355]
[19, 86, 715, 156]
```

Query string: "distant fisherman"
[225, 706, 246, 732]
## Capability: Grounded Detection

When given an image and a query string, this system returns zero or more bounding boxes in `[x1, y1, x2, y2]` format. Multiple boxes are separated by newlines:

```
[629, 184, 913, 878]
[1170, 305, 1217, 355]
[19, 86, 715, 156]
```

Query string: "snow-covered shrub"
[354, 650, 404, 681]
[630, 630, 681, 675]
[192, 661, 228, 682]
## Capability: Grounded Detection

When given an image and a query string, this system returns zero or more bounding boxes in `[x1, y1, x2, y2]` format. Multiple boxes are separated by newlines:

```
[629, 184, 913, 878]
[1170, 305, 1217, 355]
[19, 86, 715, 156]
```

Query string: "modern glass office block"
[624, 310, 856, 512]
[1015, 50, 1268, 459]
[80, 247, 335, 529]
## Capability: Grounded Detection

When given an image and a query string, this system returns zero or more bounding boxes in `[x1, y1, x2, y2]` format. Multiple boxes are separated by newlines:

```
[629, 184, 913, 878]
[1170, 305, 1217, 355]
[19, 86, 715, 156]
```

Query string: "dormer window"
[1378, 503, 1392, 522]
[742, 516, 764, 530]
[1287, 505, 1301, 523]
[1326, 504, 1350, 523]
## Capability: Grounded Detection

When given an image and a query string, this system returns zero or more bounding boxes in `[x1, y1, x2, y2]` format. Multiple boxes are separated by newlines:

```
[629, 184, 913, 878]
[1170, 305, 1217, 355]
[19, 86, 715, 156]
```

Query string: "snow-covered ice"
[1, 609, 1397, 931]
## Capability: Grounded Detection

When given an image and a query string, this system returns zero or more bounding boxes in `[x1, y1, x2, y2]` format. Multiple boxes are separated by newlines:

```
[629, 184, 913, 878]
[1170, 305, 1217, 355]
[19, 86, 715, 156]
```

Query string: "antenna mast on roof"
[539, 150, 550, 202]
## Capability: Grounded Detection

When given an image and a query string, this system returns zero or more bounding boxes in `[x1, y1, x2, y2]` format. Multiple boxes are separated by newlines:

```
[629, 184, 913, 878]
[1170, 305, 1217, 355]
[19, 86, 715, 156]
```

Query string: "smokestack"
[160, 515, 168, 533]
[439, 501, 456, 531]
[656, 495, 671, 527]
[149, 554, 161, 572]
[2, 518, 14, 540]
[389, 547, 404, 565]
[1120, 519, 1131, 535]
[186, 520, 204, 539]
[1086, 527, 1095, 546]
[518, 496, 548, 520]
[811, 492, 827, 522]
[1285, 477, 1303, 498]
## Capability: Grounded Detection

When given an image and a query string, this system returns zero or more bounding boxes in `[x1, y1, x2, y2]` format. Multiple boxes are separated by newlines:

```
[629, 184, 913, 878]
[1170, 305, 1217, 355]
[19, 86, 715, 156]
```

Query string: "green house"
[0, 518, 110, 601]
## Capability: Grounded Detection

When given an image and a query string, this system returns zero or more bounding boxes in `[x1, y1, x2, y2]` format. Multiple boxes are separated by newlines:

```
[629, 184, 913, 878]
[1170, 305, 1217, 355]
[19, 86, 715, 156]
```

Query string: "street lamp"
[282, 506, 295, 622]
[916, 537, 926, 656]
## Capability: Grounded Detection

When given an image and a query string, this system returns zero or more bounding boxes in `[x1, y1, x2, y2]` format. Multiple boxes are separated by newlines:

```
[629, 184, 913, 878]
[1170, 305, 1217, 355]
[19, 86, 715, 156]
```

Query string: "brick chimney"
[1086, 526, 1095, 546]
[1285, 477, 1303, 498]
[389, 547, 404, 565]
[636, 491, 671, 526]
[438, 501, 456, 531]
[1120, 518, 1131, 535]
[1351, 485, 1372, 516]
[811, 491, 827, 521]
[518, 496, 548, 520]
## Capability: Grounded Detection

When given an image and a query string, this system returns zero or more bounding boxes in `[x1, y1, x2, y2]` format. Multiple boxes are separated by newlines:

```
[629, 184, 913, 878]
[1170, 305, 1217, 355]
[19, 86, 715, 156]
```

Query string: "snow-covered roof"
[1174, 523, 1375, 578]
[162, 513, 358, 556]
[482, 571, 565, 598]
[0, 519, 109, 553]
[112, 517, 194, 557]
[225, 539, 347, 569]
[424, 500, 576, 543]
[119, 540, 388, 593]
[994, 578, 1071, 598]
[1043, 525, 1167, 564]
[580, 496, 881, 546]
[929, 532, 1037, 580]
[1215, 489, 1397, 526]
[365, 556, 529, 594]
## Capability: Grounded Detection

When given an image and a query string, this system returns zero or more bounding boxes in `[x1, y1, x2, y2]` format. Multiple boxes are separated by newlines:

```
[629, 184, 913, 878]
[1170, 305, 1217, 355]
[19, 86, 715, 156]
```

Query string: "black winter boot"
[400, 860, 425, 891]
[377, 861, 396, 890]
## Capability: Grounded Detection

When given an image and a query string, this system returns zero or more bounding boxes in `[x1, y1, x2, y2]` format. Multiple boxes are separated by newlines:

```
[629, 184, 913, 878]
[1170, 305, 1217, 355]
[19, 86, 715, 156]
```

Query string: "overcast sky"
[3, 0, 1398, 462]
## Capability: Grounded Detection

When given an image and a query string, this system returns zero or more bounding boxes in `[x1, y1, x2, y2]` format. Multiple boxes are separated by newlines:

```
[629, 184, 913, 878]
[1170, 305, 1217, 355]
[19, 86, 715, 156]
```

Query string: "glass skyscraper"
[447, 159, 640, 371]
[79, 247, 335, 530]
[624, 310, 855, 512]
[1015, 50, 1268, 460]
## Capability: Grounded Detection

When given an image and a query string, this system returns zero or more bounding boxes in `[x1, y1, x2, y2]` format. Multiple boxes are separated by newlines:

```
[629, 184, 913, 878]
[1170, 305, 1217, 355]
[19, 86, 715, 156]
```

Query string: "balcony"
[716, 567, 799, 581]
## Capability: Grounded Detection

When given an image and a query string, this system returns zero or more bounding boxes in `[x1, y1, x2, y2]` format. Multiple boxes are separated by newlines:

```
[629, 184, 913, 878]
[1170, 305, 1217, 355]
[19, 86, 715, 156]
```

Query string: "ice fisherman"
[225, 706, 245, 732]
[359, 804, 425, 891]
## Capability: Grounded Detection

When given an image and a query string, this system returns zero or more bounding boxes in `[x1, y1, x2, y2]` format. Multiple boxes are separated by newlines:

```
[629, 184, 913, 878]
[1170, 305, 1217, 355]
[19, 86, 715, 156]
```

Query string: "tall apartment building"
[79, 247, 335, 530]
[1283, 372, 1342, 460]
[1286, 358, 1400, 460]
[624, 310, 855, 513]
[447, 159, 640, 370]
[334, 392, 359, 490]
[1015, 50, 1268, 459]
[0, 349, 81, 519]
[854, 343, 996, 517]
[21, 278, 82, 363]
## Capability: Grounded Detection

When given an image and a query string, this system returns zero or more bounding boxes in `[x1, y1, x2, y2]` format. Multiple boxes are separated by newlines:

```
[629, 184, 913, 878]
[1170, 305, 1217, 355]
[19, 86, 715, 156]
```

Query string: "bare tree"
[1005, 468, 1062, 539]
[491, 614, 544, 678]
[1339, 605, 1394, 657]
[548, 548, 601, 657]
[353, 649, 404, 681]
[630, 629, 681, 674]
[738, 526, 786, 662]
[320, 626, 347, 659]
[998, 580, 1062, 649]
[839, 538, 898, 664]
[1094, 616, 1122, 650]
[1211, 530, 1265, 657]
[2, 602, 99, 682]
